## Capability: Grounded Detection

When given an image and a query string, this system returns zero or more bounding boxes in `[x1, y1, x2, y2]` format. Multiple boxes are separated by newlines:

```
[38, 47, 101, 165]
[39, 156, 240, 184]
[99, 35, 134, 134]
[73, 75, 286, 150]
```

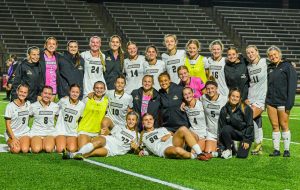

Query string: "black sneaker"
[283, 150, 290, 157]
[269, 150, 280, 157]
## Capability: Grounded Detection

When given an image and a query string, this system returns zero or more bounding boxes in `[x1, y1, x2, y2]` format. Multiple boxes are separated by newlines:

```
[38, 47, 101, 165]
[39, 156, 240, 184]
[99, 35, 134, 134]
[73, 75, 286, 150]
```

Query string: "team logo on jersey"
[210, 65, 222, 70]
[241, 74, 246, 79]
[106, 57, 112, 61]
[110, 102, 123, 108]
[128, 64, 140, 69]
[39, 111, 53, 115]
[173, 95, 178, 100]
[78, 66, 83, 70]
[89, 61, 101, 65]
[27, 70, 32, 75]
[18, 111, 29, 116]
[167, 59, 180, 65]
[134, 95, 139, 100]
[249, 68, 262, 75]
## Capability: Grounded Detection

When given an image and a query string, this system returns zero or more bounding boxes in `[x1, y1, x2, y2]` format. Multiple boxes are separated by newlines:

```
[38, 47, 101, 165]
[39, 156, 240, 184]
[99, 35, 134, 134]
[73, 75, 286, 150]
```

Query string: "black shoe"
[283, 150, 290, 157]
[269, 150, 280, 157]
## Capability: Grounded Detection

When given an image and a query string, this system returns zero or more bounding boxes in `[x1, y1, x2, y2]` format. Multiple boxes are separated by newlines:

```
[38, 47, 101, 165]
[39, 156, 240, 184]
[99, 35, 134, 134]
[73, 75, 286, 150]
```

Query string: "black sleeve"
[242, 105, 254, 143]
[58, 57, 72, 86]
[285, 64, 297, 110]
[10, 64, 23, 100]
[218, 106, 227, 138]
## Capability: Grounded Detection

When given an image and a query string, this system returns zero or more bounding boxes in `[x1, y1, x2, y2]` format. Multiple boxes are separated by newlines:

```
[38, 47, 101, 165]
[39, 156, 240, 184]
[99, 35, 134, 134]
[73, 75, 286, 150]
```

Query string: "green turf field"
[0, 93, 299, 190]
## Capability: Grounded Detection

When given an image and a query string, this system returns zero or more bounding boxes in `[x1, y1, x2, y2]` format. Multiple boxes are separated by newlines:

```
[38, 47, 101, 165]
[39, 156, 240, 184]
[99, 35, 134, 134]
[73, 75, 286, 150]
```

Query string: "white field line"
[263, 138, 300, 145]
[0, 134, 4, 137]
[84, 159, 194, 190]
[0, 101, 9, 104]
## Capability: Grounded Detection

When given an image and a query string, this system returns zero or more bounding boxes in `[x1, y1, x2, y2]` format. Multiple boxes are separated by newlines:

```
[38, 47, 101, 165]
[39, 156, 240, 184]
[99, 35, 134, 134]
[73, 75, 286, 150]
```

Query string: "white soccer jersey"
[205, 57, 229, 97]
[55, 97, 85, 136]
[106, 90, 133, 126]
[185, 100, 207, 138]
[30, 101, 59, 136]
[201, 94, 227, 138]
[105, 125, 138, 156]
[4, 101, 31, 138]
[142, 127, 173, 157]
[162, 50, 185, 84]
[123, 55, 145, 94]
[143, 60, 166, 90]
[81, 50, 106, 96]
[247, 58, 268, 109]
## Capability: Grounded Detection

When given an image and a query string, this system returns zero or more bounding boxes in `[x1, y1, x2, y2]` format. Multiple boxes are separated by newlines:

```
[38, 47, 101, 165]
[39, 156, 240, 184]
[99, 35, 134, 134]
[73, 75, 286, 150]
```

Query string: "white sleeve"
[204, 57, 210, 69]
[128, 95, 133, 108]
[4, 104, 12, 119]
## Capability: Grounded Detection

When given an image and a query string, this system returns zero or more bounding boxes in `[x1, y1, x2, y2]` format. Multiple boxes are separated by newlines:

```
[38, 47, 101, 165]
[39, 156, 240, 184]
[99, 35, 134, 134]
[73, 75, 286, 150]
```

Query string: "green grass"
[0, 93, 299, 190]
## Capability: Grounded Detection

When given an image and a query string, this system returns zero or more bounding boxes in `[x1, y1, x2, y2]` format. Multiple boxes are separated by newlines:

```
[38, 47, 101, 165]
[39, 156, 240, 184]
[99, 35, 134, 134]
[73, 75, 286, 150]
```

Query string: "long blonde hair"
[89, 36, 106, 72]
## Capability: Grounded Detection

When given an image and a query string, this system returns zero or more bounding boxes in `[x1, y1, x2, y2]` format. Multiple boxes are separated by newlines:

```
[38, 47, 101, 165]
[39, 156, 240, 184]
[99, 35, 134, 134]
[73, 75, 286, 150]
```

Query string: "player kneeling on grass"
[62, 111, 140, 159]
[55, 84, 85, 153]
[30, 86, 59, 153]
[4, 84, 31, 153]
[139, 113, 211, 160]
[218, 88, 254, 159]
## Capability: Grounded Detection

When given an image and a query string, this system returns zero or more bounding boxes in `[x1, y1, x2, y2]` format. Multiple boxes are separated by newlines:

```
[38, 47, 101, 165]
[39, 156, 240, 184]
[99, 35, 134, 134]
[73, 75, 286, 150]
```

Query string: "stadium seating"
[0, 0, 109, 59]
[214, 6, 300, 65]
[103, 2, 234, 57]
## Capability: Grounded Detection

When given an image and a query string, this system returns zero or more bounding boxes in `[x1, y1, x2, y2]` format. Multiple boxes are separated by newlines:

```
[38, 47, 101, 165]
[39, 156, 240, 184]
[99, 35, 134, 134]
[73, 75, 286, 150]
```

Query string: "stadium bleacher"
[103, 2, 234, 57]
[0, 0, 109, 60]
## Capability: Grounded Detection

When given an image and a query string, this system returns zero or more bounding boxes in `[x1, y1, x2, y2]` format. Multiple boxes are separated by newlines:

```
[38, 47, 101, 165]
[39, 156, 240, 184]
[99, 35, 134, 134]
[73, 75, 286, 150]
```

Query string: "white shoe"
[221, 149, 232, 159]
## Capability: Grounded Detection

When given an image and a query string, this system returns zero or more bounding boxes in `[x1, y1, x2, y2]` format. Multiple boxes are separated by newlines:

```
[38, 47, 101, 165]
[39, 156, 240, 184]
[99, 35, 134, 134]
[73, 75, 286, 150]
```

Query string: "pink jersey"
[186, 77, 205, 99]
[141, 95, 151, 116]
[44, 54, 57, 94]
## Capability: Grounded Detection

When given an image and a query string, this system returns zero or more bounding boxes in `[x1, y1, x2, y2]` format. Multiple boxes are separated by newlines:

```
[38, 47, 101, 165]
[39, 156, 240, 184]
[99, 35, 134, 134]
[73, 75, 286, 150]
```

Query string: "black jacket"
[224, 56, 250, 101]
[266, 60, 297, 110]
[57, 51, 84, 99]
[131, 87, 161, 131]
[11, 59, 43, 103]
[218, 102, 254, 143]
[159, 82, 190, 132]
[104, 50, 123, 90]
[39, 50, 61, 93]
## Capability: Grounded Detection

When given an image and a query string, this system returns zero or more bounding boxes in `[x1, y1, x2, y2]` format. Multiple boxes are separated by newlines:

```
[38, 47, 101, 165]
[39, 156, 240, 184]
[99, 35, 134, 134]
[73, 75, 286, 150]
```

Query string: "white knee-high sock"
[78, 143, 94, 155]
[258, 128, 263, 144]
[282, 131, 291, 151]
[253, 122, 260, 144]
[272, 132, 281, 151]
[192, 144, 202, 155]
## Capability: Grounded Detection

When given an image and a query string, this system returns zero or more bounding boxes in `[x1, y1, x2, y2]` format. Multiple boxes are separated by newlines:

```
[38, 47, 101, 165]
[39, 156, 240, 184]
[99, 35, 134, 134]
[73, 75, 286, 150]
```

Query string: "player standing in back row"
[162, 34, 185, 84]
[81, 36, 106, 97]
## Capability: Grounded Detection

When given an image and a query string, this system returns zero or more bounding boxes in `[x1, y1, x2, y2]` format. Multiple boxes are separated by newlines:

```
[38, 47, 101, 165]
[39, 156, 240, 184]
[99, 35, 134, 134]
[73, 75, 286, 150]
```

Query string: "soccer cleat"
[197, 153, 212, 161]
[283, 150, 290, 157]
[269, 150, 281, 157]
[221, 149, 232, 159]
[251, 143, 263, 155]
[73, 153, 84, 160]
[62, 149, 71, 160]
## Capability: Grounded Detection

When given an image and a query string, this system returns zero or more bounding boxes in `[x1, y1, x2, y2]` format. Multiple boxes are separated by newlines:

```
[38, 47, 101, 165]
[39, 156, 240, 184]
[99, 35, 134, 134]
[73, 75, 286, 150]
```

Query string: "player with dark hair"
[58, 40, 84, 99]
[143, 45, 166, 90]
[123, 41, 145, 94]
[158, 71, 189, 133]
[104, 35, 125, 90]
[30, 86, 59, 153]
[101, 75, 133, 135]
[55, 84, 85, 153]
[218, 88, 254, 159]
